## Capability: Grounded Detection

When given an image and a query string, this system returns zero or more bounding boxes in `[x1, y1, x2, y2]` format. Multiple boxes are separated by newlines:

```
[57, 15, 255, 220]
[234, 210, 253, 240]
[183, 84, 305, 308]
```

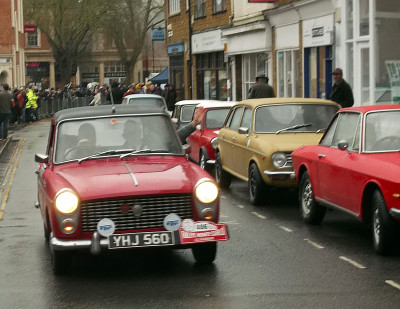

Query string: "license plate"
[108, 231, 175, 249]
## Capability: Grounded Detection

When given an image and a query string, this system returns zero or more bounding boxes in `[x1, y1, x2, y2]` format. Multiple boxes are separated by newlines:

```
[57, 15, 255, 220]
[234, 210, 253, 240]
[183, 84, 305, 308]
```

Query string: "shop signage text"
[24, 24, 36, 33]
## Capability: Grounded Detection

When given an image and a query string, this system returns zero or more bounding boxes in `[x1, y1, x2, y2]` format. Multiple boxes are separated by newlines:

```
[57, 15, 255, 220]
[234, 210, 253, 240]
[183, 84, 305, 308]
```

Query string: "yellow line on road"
[0, 138, 25, 222]
[1, 139, 24, 187]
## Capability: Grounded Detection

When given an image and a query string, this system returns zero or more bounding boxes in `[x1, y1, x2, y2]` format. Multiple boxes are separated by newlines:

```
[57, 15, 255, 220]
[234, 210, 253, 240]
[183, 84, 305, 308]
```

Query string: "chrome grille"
[285, 153, 293, 168]
[81, 194, 193, 232]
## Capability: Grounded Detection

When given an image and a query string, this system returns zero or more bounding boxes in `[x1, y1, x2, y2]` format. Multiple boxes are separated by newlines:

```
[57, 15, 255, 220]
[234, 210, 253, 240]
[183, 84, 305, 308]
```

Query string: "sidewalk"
[0, 123, 26, 159]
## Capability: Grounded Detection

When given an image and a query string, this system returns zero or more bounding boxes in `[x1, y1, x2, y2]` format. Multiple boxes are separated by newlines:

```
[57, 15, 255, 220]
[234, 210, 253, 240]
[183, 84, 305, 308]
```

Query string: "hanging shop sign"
[24, 24, 36, 33]
[152, 29, 165, 41]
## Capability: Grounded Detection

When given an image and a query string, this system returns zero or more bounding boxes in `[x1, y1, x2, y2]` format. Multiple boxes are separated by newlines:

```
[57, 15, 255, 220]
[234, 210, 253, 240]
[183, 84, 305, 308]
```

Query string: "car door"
[316, 112, 362, 211]
[233, 107, 253, 178]
[218, 106, 244, 175]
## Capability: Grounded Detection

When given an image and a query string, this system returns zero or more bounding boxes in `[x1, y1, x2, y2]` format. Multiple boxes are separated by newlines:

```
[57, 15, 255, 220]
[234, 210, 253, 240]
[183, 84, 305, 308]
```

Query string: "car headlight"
[55, 189, 79, 214]
[211, 137, 219, 149]
[195, 180, 219, 204]
[271, 152, 287, 168]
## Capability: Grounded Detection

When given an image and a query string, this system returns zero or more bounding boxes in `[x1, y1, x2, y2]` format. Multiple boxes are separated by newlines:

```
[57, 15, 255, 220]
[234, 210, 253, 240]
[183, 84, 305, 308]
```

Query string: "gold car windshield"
[364, 110, 400, 152]
[54, 114, 183, 163]
[254, 104, 338, 133]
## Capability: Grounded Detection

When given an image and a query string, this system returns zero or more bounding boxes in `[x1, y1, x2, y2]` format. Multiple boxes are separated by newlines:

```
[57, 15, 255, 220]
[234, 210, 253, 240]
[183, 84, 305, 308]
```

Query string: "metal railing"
[38, 97, 103, 118]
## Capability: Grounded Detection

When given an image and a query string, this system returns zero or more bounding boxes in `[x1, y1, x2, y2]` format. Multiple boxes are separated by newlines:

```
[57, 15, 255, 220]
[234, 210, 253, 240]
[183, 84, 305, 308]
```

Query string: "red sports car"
[292, 105, 400, 255]
[35, 105, 228, 274]
[188, 101, 235, 172]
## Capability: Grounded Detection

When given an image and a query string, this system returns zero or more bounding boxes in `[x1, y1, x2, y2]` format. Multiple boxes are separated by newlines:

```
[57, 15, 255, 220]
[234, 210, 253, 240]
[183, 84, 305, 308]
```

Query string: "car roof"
[124, 94, 165, 100]
[237, 97, 340, 108]
[174, 100, 224, 106]
[196, 101, 237, 109]
[339, 104, 400, 113]
[53, 105, 168, 122]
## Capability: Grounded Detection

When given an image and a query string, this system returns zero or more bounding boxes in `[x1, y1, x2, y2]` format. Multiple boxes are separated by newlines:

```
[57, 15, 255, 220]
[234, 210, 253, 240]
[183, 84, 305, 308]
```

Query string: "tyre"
[372, 190, 396, 255]
[215, 151, 231, 188]
[44, 224, 50, 243]
[192, 242, 217, 264]
[50, 247, 71, 275]
[299, 171, 325, 224]
[248, 163, 267, 205]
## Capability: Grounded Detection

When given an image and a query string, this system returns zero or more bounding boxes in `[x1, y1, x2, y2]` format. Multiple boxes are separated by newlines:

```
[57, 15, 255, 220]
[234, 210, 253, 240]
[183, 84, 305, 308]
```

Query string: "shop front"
[25, 61, 50, 88]
[168, 42, 185, 101]
[223, 21, 272, 101]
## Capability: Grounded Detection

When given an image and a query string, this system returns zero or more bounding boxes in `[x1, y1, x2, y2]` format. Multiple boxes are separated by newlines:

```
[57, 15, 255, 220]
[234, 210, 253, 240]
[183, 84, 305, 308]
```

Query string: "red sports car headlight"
[55, 189, 79, 214]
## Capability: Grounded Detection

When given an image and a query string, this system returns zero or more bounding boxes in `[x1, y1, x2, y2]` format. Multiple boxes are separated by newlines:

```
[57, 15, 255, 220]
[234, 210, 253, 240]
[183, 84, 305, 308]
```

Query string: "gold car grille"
[80, 194, 193, 232]
[285, 154, 293, 168]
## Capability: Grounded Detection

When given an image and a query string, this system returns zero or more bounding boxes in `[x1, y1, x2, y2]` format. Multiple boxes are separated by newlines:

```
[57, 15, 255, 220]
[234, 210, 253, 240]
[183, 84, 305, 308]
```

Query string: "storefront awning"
[149, 67, 168, 84]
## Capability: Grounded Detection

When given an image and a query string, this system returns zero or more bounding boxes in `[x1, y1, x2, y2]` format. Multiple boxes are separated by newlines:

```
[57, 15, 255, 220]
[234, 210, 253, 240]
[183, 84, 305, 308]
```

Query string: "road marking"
[238, 204, 245, 209]
[385, 280, 400, 291]
[251, 211, 266, 219]
[221, 220, 240, 225]
[0, 139, 25, 222]
[278, 225, 293, 232]
[339, 256, 366, 269]
[304, 239, 324, 249]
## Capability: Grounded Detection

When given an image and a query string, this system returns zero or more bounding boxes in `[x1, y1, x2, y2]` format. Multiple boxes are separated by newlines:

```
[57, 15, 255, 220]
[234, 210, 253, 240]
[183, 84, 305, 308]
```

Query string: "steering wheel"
[372, 135, 400, 150]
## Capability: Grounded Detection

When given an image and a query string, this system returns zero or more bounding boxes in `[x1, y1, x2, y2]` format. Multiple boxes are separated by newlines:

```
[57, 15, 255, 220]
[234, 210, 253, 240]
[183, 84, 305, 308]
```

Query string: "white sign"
[192, 29, 225, 54]
[303, 15, 334, 47]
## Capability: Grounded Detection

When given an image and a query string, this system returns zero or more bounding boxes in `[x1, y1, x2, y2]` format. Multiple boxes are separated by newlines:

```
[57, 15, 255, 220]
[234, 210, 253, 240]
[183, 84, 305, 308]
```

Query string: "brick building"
[0, 0, 26, 88]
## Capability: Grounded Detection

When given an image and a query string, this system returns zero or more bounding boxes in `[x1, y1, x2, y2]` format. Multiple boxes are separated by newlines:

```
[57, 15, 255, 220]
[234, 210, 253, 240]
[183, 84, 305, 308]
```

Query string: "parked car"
[171, 100, 205, 130]
[188, 101, 236, 172]
[121, 94, 168, 112]
[35, 105, 228, 274]
[215, 98, 340, 205]
[292, 105, 400, 255]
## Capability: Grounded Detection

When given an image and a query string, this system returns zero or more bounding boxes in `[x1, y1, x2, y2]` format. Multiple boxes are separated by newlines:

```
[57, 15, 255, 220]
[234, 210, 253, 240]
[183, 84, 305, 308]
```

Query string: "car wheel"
[192, 242, 217, 264]
[372, 190, 396, 255]
[215, 151, 231, 188]
[50, 246, 71, 275]
[299, 171, 326, 224]
[199, 150, 208, 171]
[248, 163, 267, 205]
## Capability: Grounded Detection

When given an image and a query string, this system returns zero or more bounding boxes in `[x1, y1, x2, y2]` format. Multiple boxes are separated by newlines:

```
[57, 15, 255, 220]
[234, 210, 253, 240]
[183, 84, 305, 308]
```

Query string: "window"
[194, 0, 206, 18]
[213, 0, 226, 14]
[331, 112, 361, 149]
[228, 107, 243, 131]
[27, 30, 39, 47]
[243, 53, 270, 99]
[169, 0, 180, 15]
[277, 50, 300, 98]
[240, 108, 252, 130]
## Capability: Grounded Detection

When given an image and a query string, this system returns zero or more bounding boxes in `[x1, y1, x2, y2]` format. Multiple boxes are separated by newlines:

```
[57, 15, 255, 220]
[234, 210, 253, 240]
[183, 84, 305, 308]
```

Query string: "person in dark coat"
[107, 82, 124, 104]
[248, 74, 275, 99]
[329, 68, 354, 108]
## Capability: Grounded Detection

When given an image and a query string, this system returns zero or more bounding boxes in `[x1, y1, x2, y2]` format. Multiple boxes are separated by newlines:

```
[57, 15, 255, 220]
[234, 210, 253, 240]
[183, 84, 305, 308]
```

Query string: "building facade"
[0, 0, 26, 88]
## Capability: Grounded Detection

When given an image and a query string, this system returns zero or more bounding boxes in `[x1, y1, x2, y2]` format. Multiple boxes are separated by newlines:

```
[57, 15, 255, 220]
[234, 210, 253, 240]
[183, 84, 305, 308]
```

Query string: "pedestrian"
[106, 82, 124, 104]
[89, 87, 102, 106]
[0, 83, 14, 140]
[26, 85, 38, 122]
[164, 84, 177, 112]
[122, 84, 136, 98]
[329, 68, 354, 108]
[248, 74, 275, 99]
[16, 88, 25, 124]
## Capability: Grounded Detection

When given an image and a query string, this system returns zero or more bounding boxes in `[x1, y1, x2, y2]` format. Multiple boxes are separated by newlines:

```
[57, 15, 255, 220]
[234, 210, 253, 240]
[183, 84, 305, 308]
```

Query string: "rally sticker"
[179, 219, 229, 244]
[163, 213, 181, 231]
[97, 218, 116, 237]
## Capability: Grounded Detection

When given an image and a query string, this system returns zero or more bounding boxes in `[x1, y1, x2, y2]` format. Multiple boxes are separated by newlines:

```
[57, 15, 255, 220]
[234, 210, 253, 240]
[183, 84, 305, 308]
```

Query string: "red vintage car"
[188, 101, 236, 172]
[35, 105, 228, 274]
[292, 105, 400, 255]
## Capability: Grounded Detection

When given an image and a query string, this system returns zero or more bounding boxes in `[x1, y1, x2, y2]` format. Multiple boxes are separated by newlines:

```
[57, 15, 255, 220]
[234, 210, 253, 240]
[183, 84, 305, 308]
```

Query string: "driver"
[65, 122, 97, 160]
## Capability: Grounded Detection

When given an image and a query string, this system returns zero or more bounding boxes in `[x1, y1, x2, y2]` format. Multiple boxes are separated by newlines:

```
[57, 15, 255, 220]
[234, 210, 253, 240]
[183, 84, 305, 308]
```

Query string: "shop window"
[242, 53, 270, 99]
[194, 0, 206, 18]
[169, 0, 180, 15]
[346, 0, 353, 40]
[359, 0, 369, 36]
[213, 0, 226, 14]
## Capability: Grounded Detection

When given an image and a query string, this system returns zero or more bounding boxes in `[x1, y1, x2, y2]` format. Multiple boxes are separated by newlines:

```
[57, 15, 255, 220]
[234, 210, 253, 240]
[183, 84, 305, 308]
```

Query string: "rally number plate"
[108, 231, 174, 249]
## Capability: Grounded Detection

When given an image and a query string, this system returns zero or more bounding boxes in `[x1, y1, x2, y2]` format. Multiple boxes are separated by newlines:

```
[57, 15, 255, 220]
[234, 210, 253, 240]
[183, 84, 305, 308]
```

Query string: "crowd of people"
[0, 80, 178, 141]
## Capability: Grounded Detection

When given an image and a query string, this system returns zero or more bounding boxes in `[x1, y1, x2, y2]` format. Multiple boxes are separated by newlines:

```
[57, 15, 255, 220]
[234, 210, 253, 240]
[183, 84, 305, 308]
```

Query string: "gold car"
[214, 98, 340, 205]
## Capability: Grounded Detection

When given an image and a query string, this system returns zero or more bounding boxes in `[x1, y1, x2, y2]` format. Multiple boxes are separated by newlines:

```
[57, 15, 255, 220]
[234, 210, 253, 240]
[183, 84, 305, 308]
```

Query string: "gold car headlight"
[271, 152, 287, 168]
[195, 180, 219, 204]
[55, 189, 79, 214]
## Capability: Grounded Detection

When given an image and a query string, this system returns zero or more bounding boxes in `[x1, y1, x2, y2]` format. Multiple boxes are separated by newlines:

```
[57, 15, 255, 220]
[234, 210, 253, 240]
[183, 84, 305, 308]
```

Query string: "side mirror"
[238, 127, 249, 135]
[337, 140, 349, 151]
[35, 153, 49, 163]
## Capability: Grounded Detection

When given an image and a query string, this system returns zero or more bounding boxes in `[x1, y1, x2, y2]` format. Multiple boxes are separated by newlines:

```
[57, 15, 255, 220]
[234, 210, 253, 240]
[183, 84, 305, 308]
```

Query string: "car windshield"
[128, 97, 166, 109]
[254, 104, 338, 133]
[364, 110, 400, 152]
[54, 114, 183, 163]
[205, 108, 231, 129]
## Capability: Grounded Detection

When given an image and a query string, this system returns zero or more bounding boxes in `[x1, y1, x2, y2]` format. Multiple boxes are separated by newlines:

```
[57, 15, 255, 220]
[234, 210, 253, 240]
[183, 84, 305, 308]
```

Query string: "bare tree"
[24, 0, 109, 84]
[102, 0, 164, 84]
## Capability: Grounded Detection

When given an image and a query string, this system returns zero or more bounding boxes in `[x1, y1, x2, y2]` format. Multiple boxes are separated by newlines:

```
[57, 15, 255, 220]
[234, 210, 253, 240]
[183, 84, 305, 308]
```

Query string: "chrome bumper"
[50, 232, 107, 255]
[263, 170, 296, 179]
[389, 208, 400, 219]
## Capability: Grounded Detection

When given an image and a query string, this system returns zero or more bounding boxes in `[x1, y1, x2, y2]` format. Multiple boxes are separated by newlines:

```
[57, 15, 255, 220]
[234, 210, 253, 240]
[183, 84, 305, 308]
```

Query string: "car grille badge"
[132, 204, 143, 217]
[120, 203, 131, 215]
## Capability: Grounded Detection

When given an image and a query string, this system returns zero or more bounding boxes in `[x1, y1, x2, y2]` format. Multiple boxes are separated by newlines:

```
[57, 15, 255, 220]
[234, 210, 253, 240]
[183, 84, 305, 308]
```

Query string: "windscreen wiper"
[120, 148, 169, 159]
[275, 123, 312, 134]
[77, 149, 134, 163]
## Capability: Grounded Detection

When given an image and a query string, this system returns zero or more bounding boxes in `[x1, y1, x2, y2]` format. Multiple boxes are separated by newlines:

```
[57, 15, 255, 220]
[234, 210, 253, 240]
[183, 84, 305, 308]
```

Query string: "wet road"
[1, 119, 400, 308]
